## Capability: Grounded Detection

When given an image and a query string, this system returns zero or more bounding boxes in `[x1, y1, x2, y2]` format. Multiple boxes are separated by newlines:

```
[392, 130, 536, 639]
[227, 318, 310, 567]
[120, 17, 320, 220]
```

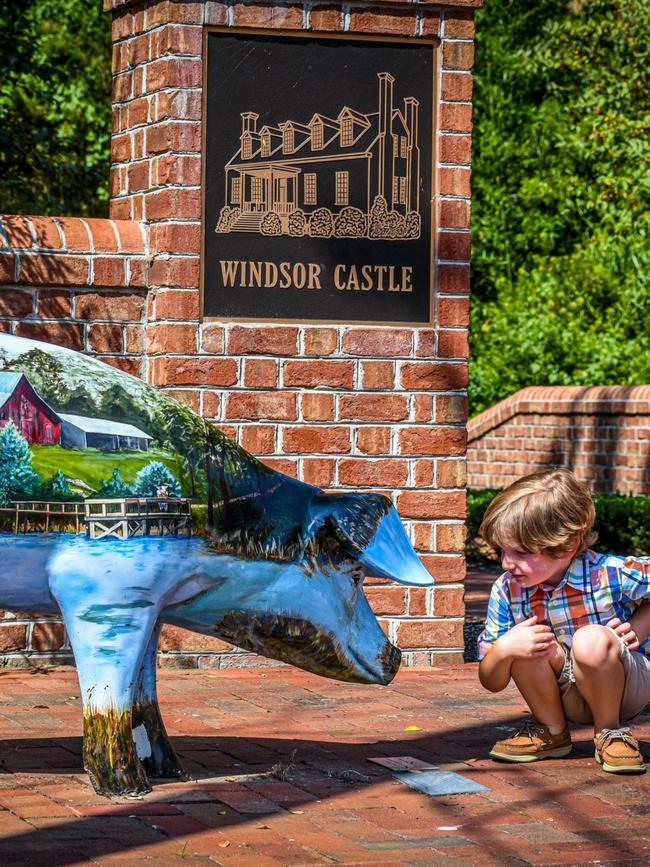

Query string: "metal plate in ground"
[394, 770, 489, 797]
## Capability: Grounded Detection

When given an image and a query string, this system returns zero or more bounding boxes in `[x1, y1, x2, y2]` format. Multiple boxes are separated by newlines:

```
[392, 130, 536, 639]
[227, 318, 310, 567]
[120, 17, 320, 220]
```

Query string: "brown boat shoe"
[594, 728, 646, 774]
[489, 720, 572, 763]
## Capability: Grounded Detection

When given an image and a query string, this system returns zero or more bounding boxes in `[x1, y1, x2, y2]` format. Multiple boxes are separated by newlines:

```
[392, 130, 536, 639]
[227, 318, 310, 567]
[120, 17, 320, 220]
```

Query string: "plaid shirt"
[477, 550, 650, 661]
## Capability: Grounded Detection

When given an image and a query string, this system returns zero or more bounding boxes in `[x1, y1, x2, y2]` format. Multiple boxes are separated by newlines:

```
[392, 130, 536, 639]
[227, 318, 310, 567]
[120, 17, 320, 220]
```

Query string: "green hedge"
[466, 489, 650, 565]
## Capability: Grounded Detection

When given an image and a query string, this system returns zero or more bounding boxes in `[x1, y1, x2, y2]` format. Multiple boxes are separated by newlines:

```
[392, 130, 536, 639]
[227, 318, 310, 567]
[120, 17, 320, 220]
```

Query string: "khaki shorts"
[558, 637, 650, 724]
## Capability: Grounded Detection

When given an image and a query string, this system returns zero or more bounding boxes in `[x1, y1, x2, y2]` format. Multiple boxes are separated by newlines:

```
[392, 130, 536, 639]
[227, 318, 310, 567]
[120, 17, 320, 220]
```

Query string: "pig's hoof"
[133, 701, 185, 778]
[84, 707, 152, 797]
[87, 765, 152, 798]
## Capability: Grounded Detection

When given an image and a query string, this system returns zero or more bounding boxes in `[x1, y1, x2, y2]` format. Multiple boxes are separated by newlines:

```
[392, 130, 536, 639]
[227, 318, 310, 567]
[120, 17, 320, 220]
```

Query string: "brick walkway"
[0, 665, 648, 866]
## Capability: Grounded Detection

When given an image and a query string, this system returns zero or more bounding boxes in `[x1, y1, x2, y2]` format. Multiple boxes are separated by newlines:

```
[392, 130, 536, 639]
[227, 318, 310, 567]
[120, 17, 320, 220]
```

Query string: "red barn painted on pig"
[0, 372, 60, 445]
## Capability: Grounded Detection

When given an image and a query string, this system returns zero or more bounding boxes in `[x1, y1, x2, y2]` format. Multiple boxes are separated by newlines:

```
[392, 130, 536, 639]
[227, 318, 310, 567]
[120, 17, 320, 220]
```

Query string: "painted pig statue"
[0, 333, 432, 796]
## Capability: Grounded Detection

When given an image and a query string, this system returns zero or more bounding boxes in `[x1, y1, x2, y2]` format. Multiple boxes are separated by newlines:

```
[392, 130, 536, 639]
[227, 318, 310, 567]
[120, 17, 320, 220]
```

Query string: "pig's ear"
[307, 493, 434, 586]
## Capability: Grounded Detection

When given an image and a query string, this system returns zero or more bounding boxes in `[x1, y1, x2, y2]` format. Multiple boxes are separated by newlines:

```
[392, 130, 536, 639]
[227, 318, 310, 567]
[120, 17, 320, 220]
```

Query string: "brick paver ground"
[0, 664, 648, 866]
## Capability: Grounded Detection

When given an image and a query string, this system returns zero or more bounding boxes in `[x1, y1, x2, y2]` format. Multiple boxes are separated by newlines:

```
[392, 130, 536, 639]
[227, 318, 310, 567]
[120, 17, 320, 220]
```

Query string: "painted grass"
[30, 445, 183, 493]
[84, 707, 150, 795]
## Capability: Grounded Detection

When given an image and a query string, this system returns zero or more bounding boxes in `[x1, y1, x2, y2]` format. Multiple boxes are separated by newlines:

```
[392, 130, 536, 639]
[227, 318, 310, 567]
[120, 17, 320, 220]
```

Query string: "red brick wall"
[468, 386, 650, 494]
[0, 215, 147, 371]
[0, 0, 480, 667]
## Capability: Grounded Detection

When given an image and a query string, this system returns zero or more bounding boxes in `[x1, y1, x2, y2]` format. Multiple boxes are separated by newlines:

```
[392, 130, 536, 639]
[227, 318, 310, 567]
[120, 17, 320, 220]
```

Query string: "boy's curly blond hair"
[479, 468, 597, 558]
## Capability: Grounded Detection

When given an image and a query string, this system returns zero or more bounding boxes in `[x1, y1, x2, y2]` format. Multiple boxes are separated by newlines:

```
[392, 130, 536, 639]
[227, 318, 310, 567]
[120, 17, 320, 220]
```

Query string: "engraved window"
[252, 177, 263, 204]
[399, 177, 407, 205]
[304, 174, 317, 205]
[231, 177, 241, 204]
[242, 136, 252, 159]
[341, 117, 353, 146]
[335, 171, 349, 206]
[400, 136, 408, 159]
[312, 123, 324, 150]
[261, 134, 271, 157]
[392, 177, 399, 205]
[283, 127, 294, 154]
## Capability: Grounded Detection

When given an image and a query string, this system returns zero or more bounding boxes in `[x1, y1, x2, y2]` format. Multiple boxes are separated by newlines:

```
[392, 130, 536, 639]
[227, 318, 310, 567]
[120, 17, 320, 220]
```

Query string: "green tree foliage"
[0, 422, 41, 506]
[41, 468, 80, 500]
[133, 462, 182, 498]
[97, 468, 133, 499]
[0, 0, 111, 217]
[471, 0, 650, 415]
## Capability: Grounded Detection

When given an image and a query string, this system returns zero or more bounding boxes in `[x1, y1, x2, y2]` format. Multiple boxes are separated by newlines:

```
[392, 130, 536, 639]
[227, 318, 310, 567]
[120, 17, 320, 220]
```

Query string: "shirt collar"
[562, 551, 590, 589]
[527, 551, 590, 596]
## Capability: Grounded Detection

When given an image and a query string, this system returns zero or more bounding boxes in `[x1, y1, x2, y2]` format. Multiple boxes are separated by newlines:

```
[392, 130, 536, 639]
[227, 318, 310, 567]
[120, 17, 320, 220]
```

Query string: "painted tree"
[97, 469, 133, 498]
[0, 421, 41, 506]
[133, 462, 182, 498]
[44, 469, 79, 500]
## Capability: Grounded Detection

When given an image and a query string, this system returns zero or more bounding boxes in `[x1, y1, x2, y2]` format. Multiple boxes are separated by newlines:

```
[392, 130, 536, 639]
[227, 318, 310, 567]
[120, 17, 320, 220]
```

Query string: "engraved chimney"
[403, 97, 421, 214]
[377, 72, 395, 137]
[377, 72, 395, 202]
[241, 112, 259, 136]
[403, 97, 419, 148]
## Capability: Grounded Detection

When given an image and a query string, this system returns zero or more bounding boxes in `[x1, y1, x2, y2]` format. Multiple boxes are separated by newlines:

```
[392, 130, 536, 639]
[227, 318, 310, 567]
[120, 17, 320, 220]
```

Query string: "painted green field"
[30, 445, 183, 494]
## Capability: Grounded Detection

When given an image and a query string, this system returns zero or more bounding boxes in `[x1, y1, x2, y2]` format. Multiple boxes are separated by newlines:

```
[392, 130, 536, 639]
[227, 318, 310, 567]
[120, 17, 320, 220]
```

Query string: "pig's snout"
[348, 636, 401, 685]
[378, 640, 401, 685]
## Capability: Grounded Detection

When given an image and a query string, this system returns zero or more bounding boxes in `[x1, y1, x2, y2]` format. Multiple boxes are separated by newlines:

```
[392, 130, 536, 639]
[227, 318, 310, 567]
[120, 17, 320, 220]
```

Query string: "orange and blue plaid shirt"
[477, 550, 650, 661]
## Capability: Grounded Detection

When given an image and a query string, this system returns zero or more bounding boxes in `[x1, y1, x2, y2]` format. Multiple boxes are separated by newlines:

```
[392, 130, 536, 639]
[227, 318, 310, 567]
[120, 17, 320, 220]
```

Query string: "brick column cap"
[104, 0, 484, 12]
[469, 385, 650, 443]
[0, 215, 145, 255]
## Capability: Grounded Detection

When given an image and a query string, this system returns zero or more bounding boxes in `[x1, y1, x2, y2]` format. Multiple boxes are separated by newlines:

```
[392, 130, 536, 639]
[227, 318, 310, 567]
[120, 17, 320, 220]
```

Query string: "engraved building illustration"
[215, 73, 421, 241]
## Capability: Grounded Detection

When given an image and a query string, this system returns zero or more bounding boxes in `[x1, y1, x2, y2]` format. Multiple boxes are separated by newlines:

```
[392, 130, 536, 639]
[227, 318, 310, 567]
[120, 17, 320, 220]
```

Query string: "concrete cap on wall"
[469, 385, 650, 443]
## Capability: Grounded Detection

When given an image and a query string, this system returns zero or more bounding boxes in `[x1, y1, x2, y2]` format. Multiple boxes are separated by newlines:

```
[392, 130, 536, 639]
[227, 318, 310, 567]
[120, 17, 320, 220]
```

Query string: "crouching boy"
[477, 468, 650, 774]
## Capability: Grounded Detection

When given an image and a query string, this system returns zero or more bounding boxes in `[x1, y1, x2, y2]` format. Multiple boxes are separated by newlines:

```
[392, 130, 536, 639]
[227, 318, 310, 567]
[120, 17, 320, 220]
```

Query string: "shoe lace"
[598, 727, 638, 749]
[514, 721, 548, 740]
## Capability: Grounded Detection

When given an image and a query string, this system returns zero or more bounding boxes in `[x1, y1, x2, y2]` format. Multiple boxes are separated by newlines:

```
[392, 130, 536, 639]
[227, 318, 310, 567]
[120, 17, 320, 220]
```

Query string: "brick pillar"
[106, 0, 480, 666]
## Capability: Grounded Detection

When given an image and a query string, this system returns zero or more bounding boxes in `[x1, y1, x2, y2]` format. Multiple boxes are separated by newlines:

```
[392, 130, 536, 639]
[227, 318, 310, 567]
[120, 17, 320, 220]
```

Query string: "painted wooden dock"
[0, 500, 85, 534]
[84, 497, 192, 540]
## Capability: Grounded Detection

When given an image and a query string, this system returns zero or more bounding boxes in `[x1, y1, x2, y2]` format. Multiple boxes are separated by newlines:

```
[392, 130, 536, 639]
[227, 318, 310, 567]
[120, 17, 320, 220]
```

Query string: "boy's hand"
[606, 616, 640, 651]
[498, 615, 555, 658]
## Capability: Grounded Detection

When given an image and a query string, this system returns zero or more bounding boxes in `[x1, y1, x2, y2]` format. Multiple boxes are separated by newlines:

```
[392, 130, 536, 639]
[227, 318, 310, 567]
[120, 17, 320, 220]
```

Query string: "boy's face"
[500, 540, 578, 588]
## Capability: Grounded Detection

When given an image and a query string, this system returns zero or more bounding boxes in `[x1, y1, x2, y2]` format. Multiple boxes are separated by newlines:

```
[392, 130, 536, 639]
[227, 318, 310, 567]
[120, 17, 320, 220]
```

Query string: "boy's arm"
[479, 615, 555, 692]
[630, 602, 650, 645]
[607, 559, 650, 650]
[608, 601, 650, 651]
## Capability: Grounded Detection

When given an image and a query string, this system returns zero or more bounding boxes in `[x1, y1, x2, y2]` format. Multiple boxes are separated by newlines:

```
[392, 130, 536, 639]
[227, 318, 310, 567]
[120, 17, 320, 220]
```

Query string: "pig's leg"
[50, 582, 160, 797]
[72, 626, 153, 797]
[132, 625, 184, 779]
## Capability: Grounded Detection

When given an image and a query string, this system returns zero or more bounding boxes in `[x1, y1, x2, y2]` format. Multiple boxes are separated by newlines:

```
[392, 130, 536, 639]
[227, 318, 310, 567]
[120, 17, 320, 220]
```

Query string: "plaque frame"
[200, 26, 439, 327]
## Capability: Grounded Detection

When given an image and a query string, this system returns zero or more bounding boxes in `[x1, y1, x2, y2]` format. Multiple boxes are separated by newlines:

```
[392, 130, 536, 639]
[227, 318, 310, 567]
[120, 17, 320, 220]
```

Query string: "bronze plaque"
[201, 28, 436, 325]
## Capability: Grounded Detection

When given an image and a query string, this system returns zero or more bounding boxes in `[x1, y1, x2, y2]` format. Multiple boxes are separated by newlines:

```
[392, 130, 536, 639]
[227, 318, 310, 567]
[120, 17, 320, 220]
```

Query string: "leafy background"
[0, 0, 112, 217]
[471, 0, 650, 414]
[1, 1, 648, 414]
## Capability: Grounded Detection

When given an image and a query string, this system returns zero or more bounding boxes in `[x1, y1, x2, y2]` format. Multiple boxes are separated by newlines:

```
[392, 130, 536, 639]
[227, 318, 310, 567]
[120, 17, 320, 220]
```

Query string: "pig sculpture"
[0, 333, 432, 796]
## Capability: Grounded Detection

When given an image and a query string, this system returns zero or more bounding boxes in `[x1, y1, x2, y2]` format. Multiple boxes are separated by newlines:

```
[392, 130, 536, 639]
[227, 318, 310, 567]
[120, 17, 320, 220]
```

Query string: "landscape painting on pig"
[0, 334, 433, 796]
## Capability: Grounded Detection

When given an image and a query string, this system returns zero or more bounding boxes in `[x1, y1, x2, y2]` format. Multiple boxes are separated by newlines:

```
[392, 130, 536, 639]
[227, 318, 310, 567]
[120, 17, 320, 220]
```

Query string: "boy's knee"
[511, 644, 564, 679]
[571, 624, 620, 666]
[481, 679, 506, 694]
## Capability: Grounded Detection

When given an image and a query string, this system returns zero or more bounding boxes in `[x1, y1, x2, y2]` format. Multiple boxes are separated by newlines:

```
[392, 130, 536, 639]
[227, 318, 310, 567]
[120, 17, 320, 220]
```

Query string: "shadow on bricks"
[0, 666, 648, 865]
